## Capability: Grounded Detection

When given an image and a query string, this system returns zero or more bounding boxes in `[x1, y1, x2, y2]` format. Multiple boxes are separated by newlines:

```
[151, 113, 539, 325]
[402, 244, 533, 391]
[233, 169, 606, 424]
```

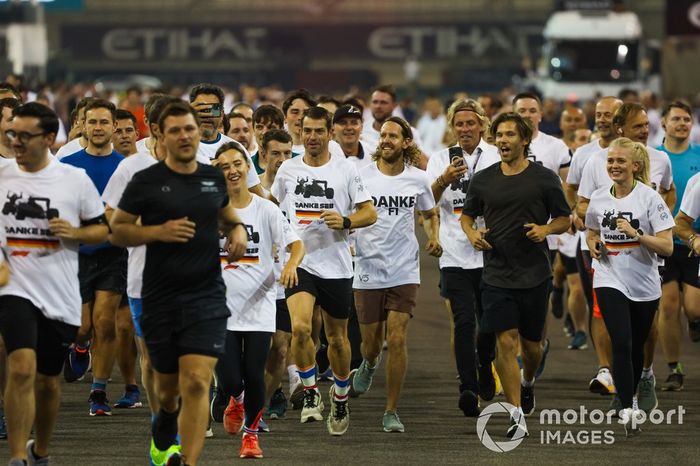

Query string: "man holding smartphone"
[188, 83, 266, 199]
[425, 99, 500, 417]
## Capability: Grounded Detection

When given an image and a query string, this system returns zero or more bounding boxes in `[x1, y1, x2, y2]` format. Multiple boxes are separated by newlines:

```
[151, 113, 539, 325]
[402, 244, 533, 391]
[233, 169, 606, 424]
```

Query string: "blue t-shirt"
[61, 149, 124, 253]
[657, 143, 700, 243]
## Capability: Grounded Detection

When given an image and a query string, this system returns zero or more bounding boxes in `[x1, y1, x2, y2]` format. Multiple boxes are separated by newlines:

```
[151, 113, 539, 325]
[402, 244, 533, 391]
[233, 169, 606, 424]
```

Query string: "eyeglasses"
[4, 130, 47, 144]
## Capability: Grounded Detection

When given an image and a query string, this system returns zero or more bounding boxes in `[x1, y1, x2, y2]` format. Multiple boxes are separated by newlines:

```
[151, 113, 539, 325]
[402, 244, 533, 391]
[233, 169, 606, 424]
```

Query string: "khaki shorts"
[353, 284, 419, 324]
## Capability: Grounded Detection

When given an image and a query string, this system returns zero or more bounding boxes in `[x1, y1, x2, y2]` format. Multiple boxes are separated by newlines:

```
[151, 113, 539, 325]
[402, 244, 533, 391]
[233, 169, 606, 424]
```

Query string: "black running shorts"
[0, 295, 78, 376]
[78, 247, 128, 303]
[285, 268, 352, 319]
[480, 280, 550, 342]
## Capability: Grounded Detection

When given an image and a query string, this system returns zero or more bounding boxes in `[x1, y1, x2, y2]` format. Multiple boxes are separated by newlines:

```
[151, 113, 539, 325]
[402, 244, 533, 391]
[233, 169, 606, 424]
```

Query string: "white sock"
[521, 375, 535, 388]
[641, 366, 654, 380]
[288, 365, 299, 382]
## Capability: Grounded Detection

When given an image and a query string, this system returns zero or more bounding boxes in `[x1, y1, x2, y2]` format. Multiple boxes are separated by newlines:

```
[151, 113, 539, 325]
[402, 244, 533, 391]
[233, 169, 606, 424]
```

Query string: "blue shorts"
[128, 297, 143, 337]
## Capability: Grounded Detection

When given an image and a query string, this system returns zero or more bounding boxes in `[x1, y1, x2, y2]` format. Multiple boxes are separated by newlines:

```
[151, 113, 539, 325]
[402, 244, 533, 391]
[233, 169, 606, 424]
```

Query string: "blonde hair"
[446, 99, 490, 135]
[609, 137, 650, 186]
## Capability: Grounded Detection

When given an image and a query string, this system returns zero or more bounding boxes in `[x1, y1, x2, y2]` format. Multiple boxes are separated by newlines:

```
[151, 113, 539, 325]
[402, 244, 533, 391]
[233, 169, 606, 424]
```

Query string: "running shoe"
[568, 331, 588, 350]
[258, 418, 270, 433]
[289, 381, 304, 410]
[534, 339, 550, 380]
[506, 414, 529, 439]
[637, 375, 658, 413]
[64, 343, 91, 383]
[689, 320, 700, 342]
[300, 388, 324, 423]
[477, 362, 496, 401]
[458, 390, 480, 417]
[149, 438, 181, 466]
[382, 410, 405, 433]
[114, 385, 142, 408]
[267, 388, 287, 419]
[326, 386, 349, 436]
[521, 384, 536, 416]
[89, 389, 112, 416]
[589, 368, 615, 395]
[239, 433, 263, 459]
[620, 408, 643, 437]
[164, 451, 183, 466]
[224, 397, 245, 434]
[351, 359, 377, 395]
[550, 286, 564, 318]
[210, 384, 228, 423]
[662, 368, 684, 392]
[26, 439, 50, 466]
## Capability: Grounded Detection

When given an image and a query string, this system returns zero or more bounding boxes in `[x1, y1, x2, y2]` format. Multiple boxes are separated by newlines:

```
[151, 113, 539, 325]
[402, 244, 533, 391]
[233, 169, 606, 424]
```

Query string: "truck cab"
[535, 10, 656, 100]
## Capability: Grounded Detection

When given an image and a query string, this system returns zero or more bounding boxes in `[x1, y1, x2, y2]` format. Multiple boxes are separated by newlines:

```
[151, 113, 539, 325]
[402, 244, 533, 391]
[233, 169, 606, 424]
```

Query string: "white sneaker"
[620, 408, 643, 436]
[327, 386, 349, 436]
[589, 368, 615, 395]
[300, 388, 324, 423]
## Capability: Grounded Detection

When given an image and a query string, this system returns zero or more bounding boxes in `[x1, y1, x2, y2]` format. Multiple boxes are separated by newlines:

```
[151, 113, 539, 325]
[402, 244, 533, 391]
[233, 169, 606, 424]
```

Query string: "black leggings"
[595, 287, 658, 409]
[215, 330, 272, 428]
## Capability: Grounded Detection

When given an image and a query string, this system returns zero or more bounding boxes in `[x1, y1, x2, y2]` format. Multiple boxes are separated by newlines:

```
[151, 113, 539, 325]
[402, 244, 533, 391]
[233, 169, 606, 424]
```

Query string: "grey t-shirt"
[463, 161, 570, 289]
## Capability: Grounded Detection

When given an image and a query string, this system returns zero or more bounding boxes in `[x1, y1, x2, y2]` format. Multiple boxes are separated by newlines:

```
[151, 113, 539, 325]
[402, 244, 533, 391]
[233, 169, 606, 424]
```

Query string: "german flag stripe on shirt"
[296, 210, 322, 218]
[453, 206, 463, 215]
[6, 237, 60, 249]
[605, 241, 640, 250]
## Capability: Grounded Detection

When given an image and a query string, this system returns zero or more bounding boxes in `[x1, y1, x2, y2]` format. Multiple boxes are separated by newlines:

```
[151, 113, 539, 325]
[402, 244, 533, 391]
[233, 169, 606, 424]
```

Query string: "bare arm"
[249, 183, 268, 200]
[420, 208, 441, 257]
[430, 162, 467, 203]
[218, 202, 249, 261]
[48, 218, 109, 245]
[615, 218, 673, 257]
[659, 183, 677, 213]
[320, 200, 377, 230]
[460, 213, 492, 251]
[674, 211, 700, 256]
[0, 261, 9, 287]
[565, 183, 578, 210]
[523, 216, 571, 243]
[280, 240, 305, 288]
[576, 196, 590, 221]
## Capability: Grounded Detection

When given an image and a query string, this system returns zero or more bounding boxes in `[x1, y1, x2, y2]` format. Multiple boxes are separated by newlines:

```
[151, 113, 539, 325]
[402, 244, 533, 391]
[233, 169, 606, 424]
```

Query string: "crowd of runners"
[0, 78, 699, 465]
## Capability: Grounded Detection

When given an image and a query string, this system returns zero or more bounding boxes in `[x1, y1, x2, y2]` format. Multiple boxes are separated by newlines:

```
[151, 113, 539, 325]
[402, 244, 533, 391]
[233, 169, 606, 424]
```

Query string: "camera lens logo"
[476, 402, 527, 453]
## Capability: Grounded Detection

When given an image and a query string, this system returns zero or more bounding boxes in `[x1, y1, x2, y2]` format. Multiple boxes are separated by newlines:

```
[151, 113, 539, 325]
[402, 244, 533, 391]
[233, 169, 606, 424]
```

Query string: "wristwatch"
[634, 228, 644, 241]
[343, 217, 352, 229]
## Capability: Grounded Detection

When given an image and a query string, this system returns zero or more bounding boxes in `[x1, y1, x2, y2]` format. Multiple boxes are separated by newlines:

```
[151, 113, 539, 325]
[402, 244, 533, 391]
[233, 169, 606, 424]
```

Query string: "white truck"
[534, 10, 658, 100]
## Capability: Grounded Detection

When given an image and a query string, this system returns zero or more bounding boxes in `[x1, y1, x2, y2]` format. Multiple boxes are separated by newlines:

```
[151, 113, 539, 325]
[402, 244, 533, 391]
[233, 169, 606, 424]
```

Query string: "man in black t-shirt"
[111, 102, 247, 466]
[461, 112, 570, 439]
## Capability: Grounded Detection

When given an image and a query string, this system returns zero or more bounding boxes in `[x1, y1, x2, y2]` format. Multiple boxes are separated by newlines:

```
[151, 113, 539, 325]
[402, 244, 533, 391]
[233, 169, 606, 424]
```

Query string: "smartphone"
[449, 147, 464, 167]
[210, 103, 222, 117]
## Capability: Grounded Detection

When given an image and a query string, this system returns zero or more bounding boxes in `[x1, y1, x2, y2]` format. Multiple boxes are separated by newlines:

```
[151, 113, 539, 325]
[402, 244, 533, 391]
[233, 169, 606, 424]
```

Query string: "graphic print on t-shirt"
[220, 224, 262, 269]
[601, 209, 641, 253]
[2, 191, 61, 254]
[293, 176, 336, 225]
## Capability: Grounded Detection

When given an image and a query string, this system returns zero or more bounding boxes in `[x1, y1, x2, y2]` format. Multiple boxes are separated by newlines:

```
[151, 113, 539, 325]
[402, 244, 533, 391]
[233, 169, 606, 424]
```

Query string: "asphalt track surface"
[2, 246, 700, 465]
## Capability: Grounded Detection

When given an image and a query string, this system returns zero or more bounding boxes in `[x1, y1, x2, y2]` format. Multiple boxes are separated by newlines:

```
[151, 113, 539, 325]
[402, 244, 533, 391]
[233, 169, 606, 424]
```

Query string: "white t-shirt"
[578, 146, 673, 200]
[566, 139, 605, 186]
[341, 140, 375, 170]
[0, 157, 13, 169]
[135, 137, 152, 155]
[585, 182, 675, 301]
[0, 159, 105, 325]
[0, 225, 5, 266]
[198, 133, 261, 189]
[557, 231, 579, 258]
[55, 138, 85, 160]
[530, 132, 572, 250]
[220, 195, 299, 332]
[272, 154, 372, 279]
[354, 163, 435, 289]
[416, 113, 447, 155]
[528, 132, 571, 175]
[680, 172, 700, 220]
[426, 140, 500, 269]
[102, 151, 158, 298]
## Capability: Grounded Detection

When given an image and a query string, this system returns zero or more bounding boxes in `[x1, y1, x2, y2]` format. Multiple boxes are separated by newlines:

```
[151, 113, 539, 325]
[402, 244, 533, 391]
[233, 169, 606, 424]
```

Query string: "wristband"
[343, 217, 352, 229]
[437, 175, 448, 189]
[689, 234, 697, 250]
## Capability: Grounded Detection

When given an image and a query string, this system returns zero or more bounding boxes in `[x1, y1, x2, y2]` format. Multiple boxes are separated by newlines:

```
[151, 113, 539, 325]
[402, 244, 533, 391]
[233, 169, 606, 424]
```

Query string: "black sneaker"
[477, 363, 496, 402]
[551, 286, 564, 318]
[152, 409, 179, 451]
[458, 390, 480, 417]
[563, 314, 574, 337]
[521, 384, 535, 416]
